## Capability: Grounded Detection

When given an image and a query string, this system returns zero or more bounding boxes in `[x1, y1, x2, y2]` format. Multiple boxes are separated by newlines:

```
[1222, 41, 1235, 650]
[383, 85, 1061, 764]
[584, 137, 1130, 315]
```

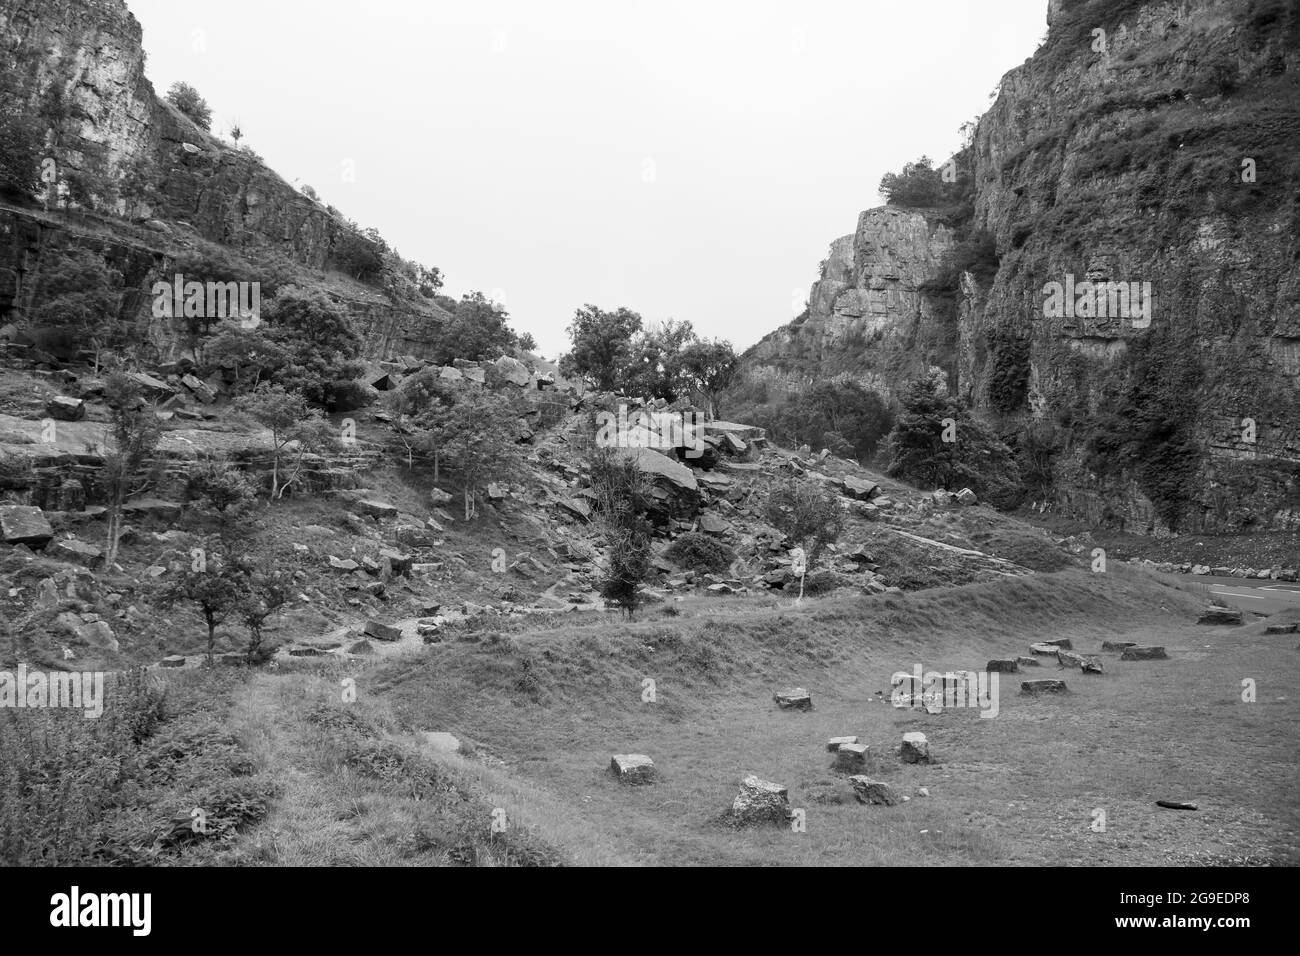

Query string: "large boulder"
[48, 537, 103, 568]
[614, 447, 699, 520]
[773, 687, 812, 711]
[1197, 606, 1244, 626]
[364, 621, 403, 642]
[730, 774, 790, 825]
[900, 732, 930, 764]
[609, 754, 656, 784]
[494, 356, 532, 387]
[45, 396, 86, 421]
[849, 777, 900, 806]
[0, 506, 54, 548]
[841, 475, 879, 500]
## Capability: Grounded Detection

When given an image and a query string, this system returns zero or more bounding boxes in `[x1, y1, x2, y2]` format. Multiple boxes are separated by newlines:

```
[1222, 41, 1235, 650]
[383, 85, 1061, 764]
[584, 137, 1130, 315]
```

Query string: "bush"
[665, 532, 735, 573]
[165, 82, 212, 130]
[765, 478, 844, 570]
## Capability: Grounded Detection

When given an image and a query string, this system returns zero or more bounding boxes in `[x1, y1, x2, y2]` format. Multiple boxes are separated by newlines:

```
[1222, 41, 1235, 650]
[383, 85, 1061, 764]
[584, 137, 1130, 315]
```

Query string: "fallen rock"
[1016, 656, 1041, 667]
[0, 505, 54, 548]
[47, 537, 102, 568]
[1101, 641, 1137, 652]
[364, 620, 403, 642]
[1021, 679, 1068, 696]
[1264, 623, 1299, 635]
[1120, 646, 1168, 661]
[840, 475, 879, 501]
[160, 655, 187, 668]
[826, 735, 859, 752]
[45, 396, 86, 421]
[1029, 643, 1060, 655]
[954, 487, 978, 506]
[849, 776, 900, 806]
[424, 732, 462, 754]
[1197, 606, 1244, 626]
[773, 687, 812, 711]
[986, 659, 1019, 673]
[351, 499, 399, 520]
[348, 640, 375, 655]
[832, 742, 870, 773]
[609, 754, 656, 784]
[730, 774, 790, 825]
[1156, 800, 1198, 811]
[1039, 638, 1073, 649]
[900, 732, 929, 764]
[329, 557, 360, 572]
[1081, 658, 1104, 674]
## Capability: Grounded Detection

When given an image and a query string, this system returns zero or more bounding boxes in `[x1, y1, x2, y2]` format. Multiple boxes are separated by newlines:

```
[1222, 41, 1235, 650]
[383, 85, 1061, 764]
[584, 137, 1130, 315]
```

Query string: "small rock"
[986, 659, 1019, 673]
[1021, 679, 1068, 696]
[849, 777, 900, 806]
[773, 687, 812, 711]
[826, 735, 859, 752]
[900, 731, 929, 764]
[1120, 646, 1168, 661]
[160, 655, 187, 668]
[609, 754, 656, 784]
[364, 620, 402, 642]
[1197, 606, 1244, 626]
[832, 743, 869, 772]
[1101, 641, 1137, 651]
[730, 774, 790, 825]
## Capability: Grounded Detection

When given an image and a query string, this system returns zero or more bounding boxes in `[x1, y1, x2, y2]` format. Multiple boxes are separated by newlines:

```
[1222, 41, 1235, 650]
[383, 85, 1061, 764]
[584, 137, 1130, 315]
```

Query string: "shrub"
[665, 532, 735, 573]
[765, 478, 844, 570]
[165, 82, 212, 130]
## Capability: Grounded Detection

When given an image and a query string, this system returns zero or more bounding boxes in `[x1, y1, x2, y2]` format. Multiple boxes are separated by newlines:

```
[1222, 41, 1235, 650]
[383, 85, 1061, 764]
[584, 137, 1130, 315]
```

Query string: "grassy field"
[356, 568, 1300, 866]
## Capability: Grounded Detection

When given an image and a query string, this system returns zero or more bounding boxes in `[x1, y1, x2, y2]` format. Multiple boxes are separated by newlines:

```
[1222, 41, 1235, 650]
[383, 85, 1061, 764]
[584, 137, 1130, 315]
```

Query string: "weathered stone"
[559, 498, 591, 521]
[352, 499, 399, 520]
[329, 556, 360, 572]
[900, 731, 929, 764]
[841, 475, 879, 500]
[76, 620, 118, 652]
[1081, 658, 1104, 674]
[125, 372, 173, 399]
[1021, 679, 1069, 696]
[773, 687, 812, 710]
[48, 537, 103, 568]
[1264, 623, 1299, 635]
[122, 498, 182, 521]
[160, 655, 187, 668]
[730, 774, 790, 825]
[1029, 643, 1060, 655]
[1120, 646, 1168, 661]
[849, 776, 900, 806]
[348, 640, 375, 655]
[379, 549, 414, 575]
[609, 753, 656, 784]
[954, 487, 978, 505]
[1101, 641, 1137, 651]
[1197, 606, 1244, 626]
[45, 396, 86, 421]
[1016, 656, 1041, 667]
[826, 735, 860, 752]
[986, 659, 1019, 673]
[0, 506, 53, 548]
[833, 742, 869, 772]
[1039, 638, 1073, 649]
[494, 355, 532, 387]
[364, 620, 402, 642]
[697, 513, 728, 535]
[425, 732, 462, 754]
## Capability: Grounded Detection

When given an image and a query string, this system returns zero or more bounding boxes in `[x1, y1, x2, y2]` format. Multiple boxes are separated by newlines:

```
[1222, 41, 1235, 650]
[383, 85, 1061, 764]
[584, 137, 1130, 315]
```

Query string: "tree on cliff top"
[879, 155, 967, 208]
[165, 82, 212, 131]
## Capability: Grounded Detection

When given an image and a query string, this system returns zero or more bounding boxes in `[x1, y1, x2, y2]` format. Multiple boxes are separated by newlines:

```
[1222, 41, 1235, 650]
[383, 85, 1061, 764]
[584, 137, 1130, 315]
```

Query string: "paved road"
[1164, 573, 1300, 615]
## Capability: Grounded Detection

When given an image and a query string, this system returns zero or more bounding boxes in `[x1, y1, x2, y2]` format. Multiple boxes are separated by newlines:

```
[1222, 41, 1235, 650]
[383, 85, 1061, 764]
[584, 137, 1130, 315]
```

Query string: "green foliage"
[879, 155, 968, 208]
[165, 82, 212, 130]
[27, 245, 123, 359]
[885, 377, 1023, 508]
[259, 285, 365, 408]
[426, 292, 520, 365]
[560, 304, 643, 391]
[623, 319, 698, 401]
[588, 449, 654, 618]
[665, 531, 735, 574]
[235, 384, 335, 498]
[331, 227, 386, 283]
[675, 338, 738, 419]
[765, 478, 844, 570]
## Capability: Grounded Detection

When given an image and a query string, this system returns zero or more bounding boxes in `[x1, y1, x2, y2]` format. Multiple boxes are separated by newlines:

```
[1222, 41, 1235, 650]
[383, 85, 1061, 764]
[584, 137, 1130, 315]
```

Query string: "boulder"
[1197, 606, 1244, 626]
[424, 732, 462, 754]
[1029, 643, 1060, 655]
[609, 754, 656, 784]
[1021, 679, 1069, 696]
[364, 620, 403, 642]
[0, 506, 54, 548]
[1101, 641, 1137, 652]
[48, 537, 102, 568]
[900, 732, 929, 764]
[351, 499, 399, 520]
[773, 687, 812, 711]
[45, 396, 86, 421]
[1264, 623, 1299, 635]
[379, 549, 414, 576]
[841, 475, 879, 500]
[1016, 656, 1041, 668]
[125, 371, 173, 399]
[122, 498, 182, 522]
[730, 774, 790, 825]
[986, 659, 1019, 673]
[826, 736, 859, 752]
[1081, 658, 1104, 674]
[494, 356, 532, 387]
[1120, 646, 1168, 661]
[76, 621, 118, 652]
[329, 557, 360, 572]
[954, 488, 978, 506]
[348, 640, 375, 655]
[849, 777, 900, 807]
[160, 655, 188, 668]
[697, 513, 728, 535]
[832, 742, 869, 773]
[1039, 638, 1073, 649]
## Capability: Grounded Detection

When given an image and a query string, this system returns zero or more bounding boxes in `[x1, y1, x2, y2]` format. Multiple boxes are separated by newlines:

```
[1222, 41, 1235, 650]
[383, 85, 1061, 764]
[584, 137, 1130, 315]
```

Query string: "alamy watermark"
[151, 274, 261, 329]
[1042, 274, 1151, 329]
[891, 664, 999, 718]
[0, 665, 105, 718]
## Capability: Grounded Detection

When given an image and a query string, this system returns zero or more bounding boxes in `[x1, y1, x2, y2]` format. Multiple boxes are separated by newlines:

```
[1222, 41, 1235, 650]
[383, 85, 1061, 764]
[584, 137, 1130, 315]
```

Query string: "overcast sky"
[126, 0, 1047, 358]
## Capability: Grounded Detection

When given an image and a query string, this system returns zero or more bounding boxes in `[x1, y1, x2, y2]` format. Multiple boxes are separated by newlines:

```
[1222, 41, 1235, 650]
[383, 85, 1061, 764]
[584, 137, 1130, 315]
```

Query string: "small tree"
[675, 338, 737, 420]
[425, 386, 528, 520]
[236, 385, 334, 499]
[589, 449, 654, 619]
[101, 373, 163, 569]
[239, 565, 293, 664]
[165, 82, 212, 130]
[185, 457, 255, 541]
[155, 544, 245, 665]
[765, 478, 844, 572]
[560, 304, 643, 391]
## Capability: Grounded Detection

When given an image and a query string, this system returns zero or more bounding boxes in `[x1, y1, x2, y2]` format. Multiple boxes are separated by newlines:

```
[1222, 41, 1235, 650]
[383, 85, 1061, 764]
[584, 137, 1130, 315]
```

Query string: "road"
[1163, 573, 1300, 615]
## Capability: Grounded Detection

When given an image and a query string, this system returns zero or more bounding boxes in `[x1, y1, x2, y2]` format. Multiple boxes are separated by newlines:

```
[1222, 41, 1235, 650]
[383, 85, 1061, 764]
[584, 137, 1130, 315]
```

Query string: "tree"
[204, 322, 290, 395]
[589, 449, 653, 619]
[235, 385, 334, 499]
[765, 478, 844, 571]
[0, 71, 43, 202]
[239, 564, 293, 664]
[185, 457, 255, 541]
[28, 245, 123, 362]
[101, 373, 163, 568]
[165, 82, 212, 130]
[878, 155, 966, 208]
[385, 368, 459, 478]
[332, 228, 385, 283]
[675, 338, 737, 420]
[426, 386, 528, 520]
[560, 305, 643, 391]
[413, 263, 443, 298]
[155, 541, 245, 665]
[624, 319, 696, 401]
[428, 291, 519, 365]
[261, 285, 365, 407]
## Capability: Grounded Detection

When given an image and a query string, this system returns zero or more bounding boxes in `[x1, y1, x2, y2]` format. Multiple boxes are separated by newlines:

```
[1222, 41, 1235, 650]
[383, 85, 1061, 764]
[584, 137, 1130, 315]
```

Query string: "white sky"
[125, 0, 1047, 359]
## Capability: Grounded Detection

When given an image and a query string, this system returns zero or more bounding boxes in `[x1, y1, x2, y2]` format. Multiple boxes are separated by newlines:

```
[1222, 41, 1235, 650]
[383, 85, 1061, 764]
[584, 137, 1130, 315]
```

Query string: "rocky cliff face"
[738, 0, 1300, 535]
[0, 0, 450, 361]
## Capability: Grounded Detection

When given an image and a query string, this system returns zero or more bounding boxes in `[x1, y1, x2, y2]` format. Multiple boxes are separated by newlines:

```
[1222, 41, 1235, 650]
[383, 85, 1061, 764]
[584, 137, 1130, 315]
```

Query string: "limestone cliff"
[737, 0, 1300, 535]
[0, 0, 450, 361]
